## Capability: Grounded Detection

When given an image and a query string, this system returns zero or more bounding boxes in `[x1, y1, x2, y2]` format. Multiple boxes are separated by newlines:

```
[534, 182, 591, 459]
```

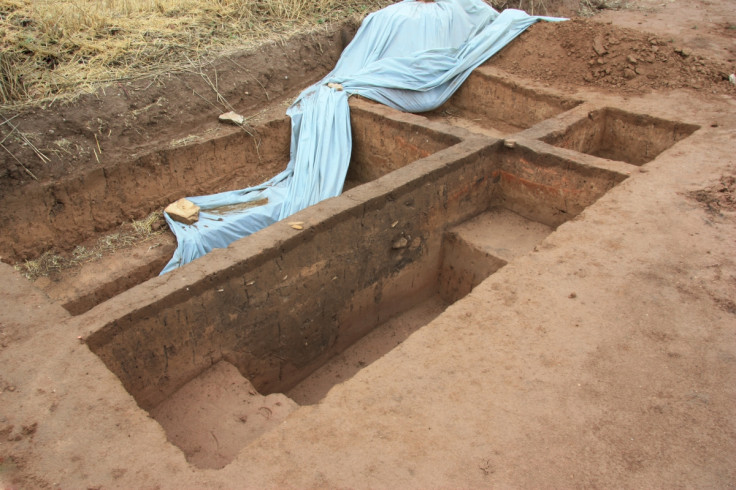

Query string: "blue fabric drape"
[161, 0, 564, 274]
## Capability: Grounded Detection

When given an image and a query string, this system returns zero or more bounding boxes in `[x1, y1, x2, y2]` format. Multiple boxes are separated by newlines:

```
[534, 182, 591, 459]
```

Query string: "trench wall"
[0, 120, 290, 261]
[87, 136, 493, 409]
[446, 68, 582, 130]
[86, 133, 629, 411]
[0, 102, 458, 263]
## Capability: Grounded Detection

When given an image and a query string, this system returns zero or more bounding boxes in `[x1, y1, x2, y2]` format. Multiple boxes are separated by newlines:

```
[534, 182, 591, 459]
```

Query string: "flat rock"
[165, 198, 200, 225]
[218, 111, 245, 125]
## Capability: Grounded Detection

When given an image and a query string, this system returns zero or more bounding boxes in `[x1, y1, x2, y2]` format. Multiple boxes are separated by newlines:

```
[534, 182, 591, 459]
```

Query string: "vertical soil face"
[426, 68, 583, 134]
[86, 134, 628, 411]
[12, 100, 461, 317]
[543, 107, 699, 165]
[0, 23, 361, 263]
[84, 128, 630, 468]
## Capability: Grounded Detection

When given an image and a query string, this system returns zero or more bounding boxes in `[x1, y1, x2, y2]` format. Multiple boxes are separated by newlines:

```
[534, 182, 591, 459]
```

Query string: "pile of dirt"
[488, 19, 735, 95]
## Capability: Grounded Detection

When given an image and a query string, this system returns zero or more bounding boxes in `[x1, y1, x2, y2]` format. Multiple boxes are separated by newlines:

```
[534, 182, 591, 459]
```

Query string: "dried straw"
[0, 0, 392, 109]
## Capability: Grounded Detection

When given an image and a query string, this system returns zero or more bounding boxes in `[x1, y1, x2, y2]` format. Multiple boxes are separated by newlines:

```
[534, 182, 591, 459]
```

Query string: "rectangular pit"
[85, 137, 628, 468]
[14, 101, 460, 315]
[542, 107, 700, 165]
[424, 67, 582, 136]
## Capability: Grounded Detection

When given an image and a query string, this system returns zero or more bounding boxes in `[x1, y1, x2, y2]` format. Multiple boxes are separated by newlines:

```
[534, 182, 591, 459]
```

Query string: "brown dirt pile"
[488, 19, 735, 95]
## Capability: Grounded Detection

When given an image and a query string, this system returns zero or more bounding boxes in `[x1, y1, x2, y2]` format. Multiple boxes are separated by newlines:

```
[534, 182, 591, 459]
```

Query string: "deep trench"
[6, 63, 699, 470]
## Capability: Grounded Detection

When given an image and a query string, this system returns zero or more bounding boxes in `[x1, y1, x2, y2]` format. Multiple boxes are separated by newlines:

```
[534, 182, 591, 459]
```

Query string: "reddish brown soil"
[0, 22, 358, 192]
[488, 18, 734, 94]
[1, 0, 735, 487]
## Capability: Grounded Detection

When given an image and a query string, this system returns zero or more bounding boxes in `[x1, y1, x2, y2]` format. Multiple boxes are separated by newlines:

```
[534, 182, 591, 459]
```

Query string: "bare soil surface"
[1, 0, 736, 488]
[488, 17, 734, 94]
[151, 361, 298, 470]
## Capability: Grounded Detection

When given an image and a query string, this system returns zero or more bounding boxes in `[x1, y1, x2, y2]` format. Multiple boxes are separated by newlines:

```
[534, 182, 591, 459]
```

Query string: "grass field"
[0, 0, 393, 108]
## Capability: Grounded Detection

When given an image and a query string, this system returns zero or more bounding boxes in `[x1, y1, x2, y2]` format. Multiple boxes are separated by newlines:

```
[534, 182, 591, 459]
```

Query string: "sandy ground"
[1, 0, 735, 487]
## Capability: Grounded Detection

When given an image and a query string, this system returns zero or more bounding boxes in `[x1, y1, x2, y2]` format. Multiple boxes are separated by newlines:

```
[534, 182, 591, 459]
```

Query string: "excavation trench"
[424, 67, 583, 137]
[8, 70, 699, 470]
[542, 107, 699, 165]
[22, 101, 460, 315]
[85, 132, 630, 468]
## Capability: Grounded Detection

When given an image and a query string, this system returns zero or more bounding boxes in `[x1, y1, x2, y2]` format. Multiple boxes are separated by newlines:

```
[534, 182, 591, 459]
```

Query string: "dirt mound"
[488, 19, 735, 95]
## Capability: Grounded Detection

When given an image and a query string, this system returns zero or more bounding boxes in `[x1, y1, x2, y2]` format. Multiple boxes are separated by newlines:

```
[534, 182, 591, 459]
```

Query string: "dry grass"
[17, 210, 165, 280]
[0, 0, 392, 109]
[577, 0, 625, 16]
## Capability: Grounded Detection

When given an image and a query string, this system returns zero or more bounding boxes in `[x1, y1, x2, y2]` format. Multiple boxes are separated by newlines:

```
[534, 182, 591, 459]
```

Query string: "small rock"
[165, 198, 200, 225]
[327, 82, 344, 91]
[218, 111, 245, 125]
[593, 36, 607, 56]
[503, 139, 517, 148]
[392, 237, 408, 249]
[623, 68, 637, 80]
[626, 55, 638, 64]
[597, 57, 605, 65]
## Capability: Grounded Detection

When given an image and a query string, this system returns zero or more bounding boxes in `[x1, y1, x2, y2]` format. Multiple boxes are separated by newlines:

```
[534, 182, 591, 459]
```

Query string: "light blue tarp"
[161, 0, 564, 274]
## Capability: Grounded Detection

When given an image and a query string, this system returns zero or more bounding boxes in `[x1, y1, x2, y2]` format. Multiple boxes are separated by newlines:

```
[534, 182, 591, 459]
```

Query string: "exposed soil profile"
[0, 22, 360, 192]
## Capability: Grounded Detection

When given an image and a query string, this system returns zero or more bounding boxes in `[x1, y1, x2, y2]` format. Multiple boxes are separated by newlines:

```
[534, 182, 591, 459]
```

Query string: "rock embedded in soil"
[593, 36, 608, 56]
[218, 111, 246, 125]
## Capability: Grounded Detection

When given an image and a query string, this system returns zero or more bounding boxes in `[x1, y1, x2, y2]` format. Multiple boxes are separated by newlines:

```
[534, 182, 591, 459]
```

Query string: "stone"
[218, 111, 245, 125]
[593, 36, 607, 56]
[165, 198, 200, 225]
[392, 237, 409, 249]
